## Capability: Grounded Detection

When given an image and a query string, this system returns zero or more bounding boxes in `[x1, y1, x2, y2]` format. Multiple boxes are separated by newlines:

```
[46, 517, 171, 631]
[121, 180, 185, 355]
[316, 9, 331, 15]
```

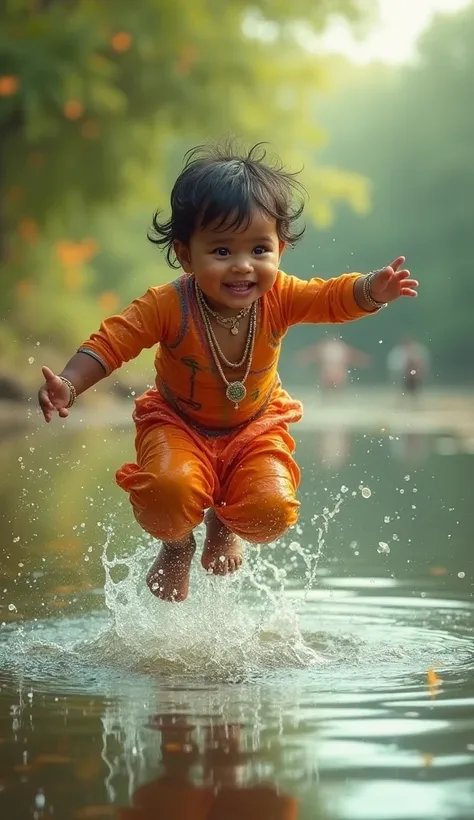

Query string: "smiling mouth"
[223, 282, 256, 292]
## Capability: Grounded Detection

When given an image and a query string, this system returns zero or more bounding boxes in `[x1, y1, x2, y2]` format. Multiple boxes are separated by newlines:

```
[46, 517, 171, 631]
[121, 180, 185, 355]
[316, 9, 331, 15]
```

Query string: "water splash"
[94, 523, 327, 678]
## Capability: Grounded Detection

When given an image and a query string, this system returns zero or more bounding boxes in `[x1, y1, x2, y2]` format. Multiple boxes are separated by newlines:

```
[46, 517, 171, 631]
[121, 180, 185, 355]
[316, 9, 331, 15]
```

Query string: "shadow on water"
[0, 410, 473, 819]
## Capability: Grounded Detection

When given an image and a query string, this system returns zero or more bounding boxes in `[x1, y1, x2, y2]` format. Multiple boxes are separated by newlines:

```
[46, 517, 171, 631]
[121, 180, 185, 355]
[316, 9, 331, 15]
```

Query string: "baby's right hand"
[38, 366, 72, 423]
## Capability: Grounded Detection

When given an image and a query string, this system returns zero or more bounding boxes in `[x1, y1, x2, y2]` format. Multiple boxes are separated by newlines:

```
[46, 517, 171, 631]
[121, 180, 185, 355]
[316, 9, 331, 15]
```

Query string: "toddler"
[38, 142, 418, 602]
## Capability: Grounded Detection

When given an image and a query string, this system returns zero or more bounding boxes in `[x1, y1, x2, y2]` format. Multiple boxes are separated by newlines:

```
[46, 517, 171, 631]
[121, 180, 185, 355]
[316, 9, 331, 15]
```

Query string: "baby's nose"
[231, 258, 253, 273]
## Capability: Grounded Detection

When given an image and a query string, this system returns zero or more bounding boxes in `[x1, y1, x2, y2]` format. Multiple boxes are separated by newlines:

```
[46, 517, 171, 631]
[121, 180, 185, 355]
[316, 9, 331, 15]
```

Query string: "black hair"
[148, 139, 306, 268]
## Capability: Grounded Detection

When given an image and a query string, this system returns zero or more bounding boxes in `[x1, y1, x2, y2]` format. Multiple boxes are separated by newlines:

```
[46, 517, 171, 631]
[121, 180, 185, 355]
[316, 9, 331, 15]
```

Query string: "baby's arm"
[38, 285, 167, 423]
[38, 355, 107, 422]
[278, 257, 418, 327]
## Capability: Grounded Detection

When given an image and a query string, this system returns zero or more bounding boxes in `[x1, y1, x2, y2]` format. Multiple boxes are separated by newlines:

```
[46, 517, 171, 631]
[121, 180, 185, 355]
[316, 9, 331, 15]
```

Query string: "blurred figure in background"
[296, 337, 371, 391]
[387, 337, 430, 400]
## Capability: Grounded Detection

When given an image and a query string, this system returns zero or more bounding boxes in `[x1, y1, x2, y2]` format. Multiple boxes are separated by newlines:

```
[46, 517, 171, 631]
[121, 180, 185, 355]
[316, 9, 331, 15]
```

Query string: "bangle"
[59, 376, 77, 408]
[363, 272, 387, 310]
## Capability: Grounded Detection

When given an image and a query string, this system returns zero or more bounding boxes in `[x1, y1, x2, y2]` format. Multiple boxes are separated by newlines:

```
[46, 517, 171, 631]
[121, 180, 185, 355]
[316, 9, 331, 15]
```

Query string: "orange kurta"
[79, 270, 369, 542]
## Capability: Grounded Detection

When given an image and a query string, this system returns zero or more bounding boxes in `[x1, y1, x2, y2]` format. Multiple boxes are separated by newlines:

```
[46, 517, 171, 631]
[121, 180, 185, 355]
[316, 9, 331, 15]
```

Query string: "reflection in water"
[388, 432, 430, 466]
[112, 707, 300, 820]
[0, 421, 473, 819]
[316, 428, 351, 469]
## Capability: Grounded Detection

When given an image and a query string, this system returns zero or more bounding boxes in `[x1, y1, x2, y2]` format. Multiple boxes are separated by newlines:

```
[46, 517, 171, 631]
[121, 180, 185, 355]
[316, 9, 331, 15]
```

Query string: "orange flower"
[98, 291, 119, 313]
[176, 44, 198, 77]
[16, 279, 35, 297]
[111, 32, 133, 52]
[6, 185, 24, 203]
[0, 75, 20, 96]
[56, 238, 99, 269]
[82, 237, 99, 260]
[63, 100, 84, 120]
[18, 217, 39, 243]
[28, 152, 46, 168]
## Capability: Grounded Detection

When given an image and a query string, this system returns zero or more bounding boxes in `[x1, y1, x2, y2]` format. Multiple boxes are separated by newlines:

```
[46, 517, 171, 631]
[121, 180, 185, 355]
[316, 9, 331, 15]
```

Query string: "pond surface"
[0, 408, 473, 819]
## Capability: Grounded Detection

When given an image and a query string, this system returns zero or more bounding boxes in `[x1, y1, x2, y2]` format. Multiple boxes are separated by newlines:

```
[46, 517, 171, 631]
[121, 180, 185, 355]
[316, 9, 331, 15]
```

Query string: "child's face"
[175, 210, 284, 315]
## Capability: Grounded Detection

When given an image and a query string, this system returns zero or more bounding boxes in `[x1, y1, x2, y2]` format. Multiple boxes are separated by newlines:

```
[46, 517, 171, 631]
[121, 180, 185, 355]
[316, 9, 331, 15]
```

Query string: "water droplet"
[377, 542, 391, 554]
[361, 487, 371, 499]
[28, 357, 34, 364]
[8, 604, 17, 612]
[458, 571, 466, 579]
[384, 515, 391, 523]
[13, 536, 20, 543]
[341, 485, 349, 493]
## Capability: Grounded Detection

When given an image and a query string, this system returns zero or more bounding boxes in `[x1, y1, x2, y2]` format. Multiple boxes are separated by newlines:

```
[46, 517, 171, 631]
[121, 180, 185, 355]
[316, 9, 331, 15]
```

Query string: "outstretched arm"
[37, 285, 167, 423]
[38, 355, 107, 423]
[278, 256, 418, 327]
[353, 256, 419, 310]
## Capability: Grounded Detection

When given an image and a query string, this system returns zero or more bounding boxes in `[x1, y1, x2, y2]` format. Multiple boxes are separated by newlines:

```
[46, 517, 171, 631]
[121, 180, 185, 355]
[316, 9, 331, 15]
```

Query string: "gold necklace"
[195, 282, 257, 408]
[195, 284, 253, 370]
[195, 282, 252, 335]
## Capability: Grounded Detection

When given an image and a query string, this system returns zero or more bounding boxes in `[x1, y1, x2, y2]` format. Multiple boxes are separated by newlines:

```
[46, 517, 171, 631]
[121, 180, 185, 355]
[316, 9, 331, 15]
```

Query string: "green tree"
[0, 0, 374, 362]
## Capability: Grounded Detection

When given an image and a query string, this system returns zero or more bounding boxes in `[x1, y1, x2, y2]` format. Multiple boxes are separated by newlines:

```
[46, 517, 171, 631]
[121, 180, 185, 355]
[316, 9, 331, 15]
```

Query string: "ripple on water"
[0, 536, 472, 698]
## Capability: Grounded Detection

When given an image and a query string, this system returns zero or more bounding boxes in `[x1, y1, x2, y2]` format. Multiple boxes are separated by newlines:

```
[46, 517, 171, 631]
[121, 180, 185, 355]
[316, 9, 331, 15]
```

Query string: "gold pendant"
[226, 381, 246, 406]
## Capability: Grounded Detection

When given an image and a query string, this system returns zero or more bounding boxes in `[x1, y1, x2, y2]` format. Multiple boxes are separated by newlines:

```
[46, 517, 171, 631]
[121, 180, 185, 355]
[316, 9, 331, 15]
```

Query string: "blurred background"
[1, 0, 473, 404]
[1, 6, 474, 819]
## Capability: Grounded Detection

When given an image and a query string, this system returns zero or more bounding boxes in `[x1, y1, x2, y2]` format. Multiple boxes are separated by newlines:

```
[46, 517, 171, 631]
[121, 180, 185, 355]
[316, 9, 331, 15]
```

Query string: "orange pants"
[116, 390, 301, 544]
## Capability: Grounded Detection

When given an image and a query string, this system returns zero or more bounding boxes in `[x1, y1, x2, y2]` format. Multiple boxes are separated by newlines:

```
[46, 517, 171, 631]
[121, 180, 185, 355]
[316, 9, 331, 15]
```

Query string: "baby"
[38, 142, 418, 601]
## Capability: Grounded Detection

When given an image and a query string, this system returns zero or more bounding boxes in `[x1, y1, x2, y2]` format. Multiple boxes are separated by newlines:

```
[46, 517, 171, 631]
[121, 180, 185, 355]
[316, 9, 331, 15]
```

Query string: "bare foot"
[146, 534, 196, 602]
[201, 509, 244, 575]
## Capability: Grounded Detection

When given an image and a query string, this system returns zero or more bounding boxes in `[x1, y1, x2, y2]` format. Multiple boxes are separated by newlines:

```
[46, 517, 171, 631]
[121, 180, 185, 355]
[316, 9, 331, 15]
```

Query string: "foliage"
[0, 0, 373, 363]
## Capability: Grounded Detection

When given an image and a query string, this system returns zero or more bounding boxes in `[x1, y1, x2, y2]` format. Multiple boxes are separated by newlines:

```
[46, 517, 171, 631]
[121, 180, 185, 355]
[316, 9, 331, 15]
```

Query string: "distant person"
[387, 337, 430, 398]
[37, 140, 419, 602]
[296, 336, 371, 390]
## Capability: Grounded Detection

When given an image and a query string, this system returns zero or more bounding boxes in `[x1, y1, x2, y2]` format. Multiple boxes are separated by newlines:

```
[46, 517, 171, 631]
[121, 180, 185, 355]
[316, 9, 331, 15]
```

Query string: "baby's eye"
[253, 246, 269, 255]
[213, 248, 229, 257]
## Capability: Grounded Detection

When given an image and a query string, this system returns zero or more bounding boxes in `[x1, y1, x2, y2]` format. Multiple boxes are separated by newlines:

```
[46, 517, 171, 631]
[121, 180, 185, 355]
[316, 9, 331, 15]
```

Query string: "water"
[0, 413, 473, 818]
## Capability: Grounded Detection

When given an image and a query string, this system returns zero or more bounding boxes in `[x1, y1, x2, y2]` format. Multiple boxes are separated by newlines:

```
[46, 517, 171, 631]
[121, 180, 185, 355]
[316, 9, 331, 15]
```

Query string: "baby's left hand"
[370, 256, 419, 303]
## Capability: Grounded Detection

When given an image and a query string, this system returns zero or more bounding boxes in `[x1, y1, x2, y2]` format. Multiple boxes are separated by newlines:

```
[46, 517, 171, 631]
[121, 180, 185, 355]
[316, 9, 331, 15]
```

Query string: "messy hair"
[148, 139, 306, 268]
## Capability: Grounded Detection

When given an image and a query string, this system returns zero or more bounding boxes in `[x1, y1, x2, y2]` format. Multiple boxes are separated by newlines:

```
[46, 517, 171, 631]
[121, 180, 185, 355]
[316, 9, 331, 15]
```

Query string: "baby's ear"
[174, 240, 192, 273]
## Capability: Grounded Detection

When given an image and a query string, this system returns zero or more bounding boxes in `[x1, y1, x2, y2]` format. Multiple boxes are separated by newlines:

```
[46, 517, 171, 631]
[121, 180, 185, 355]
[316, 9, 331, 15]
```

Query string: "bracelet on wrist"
[59, 376, 77, 408]
[363, 272, 387, 311]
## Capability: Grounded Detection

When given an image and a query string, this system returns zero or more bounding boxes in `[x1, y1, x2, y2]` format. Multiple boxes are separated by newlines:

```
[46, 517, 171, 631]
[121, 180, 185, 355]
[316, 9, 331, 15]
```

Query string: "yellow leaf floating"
[426, 667, 442, 698]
